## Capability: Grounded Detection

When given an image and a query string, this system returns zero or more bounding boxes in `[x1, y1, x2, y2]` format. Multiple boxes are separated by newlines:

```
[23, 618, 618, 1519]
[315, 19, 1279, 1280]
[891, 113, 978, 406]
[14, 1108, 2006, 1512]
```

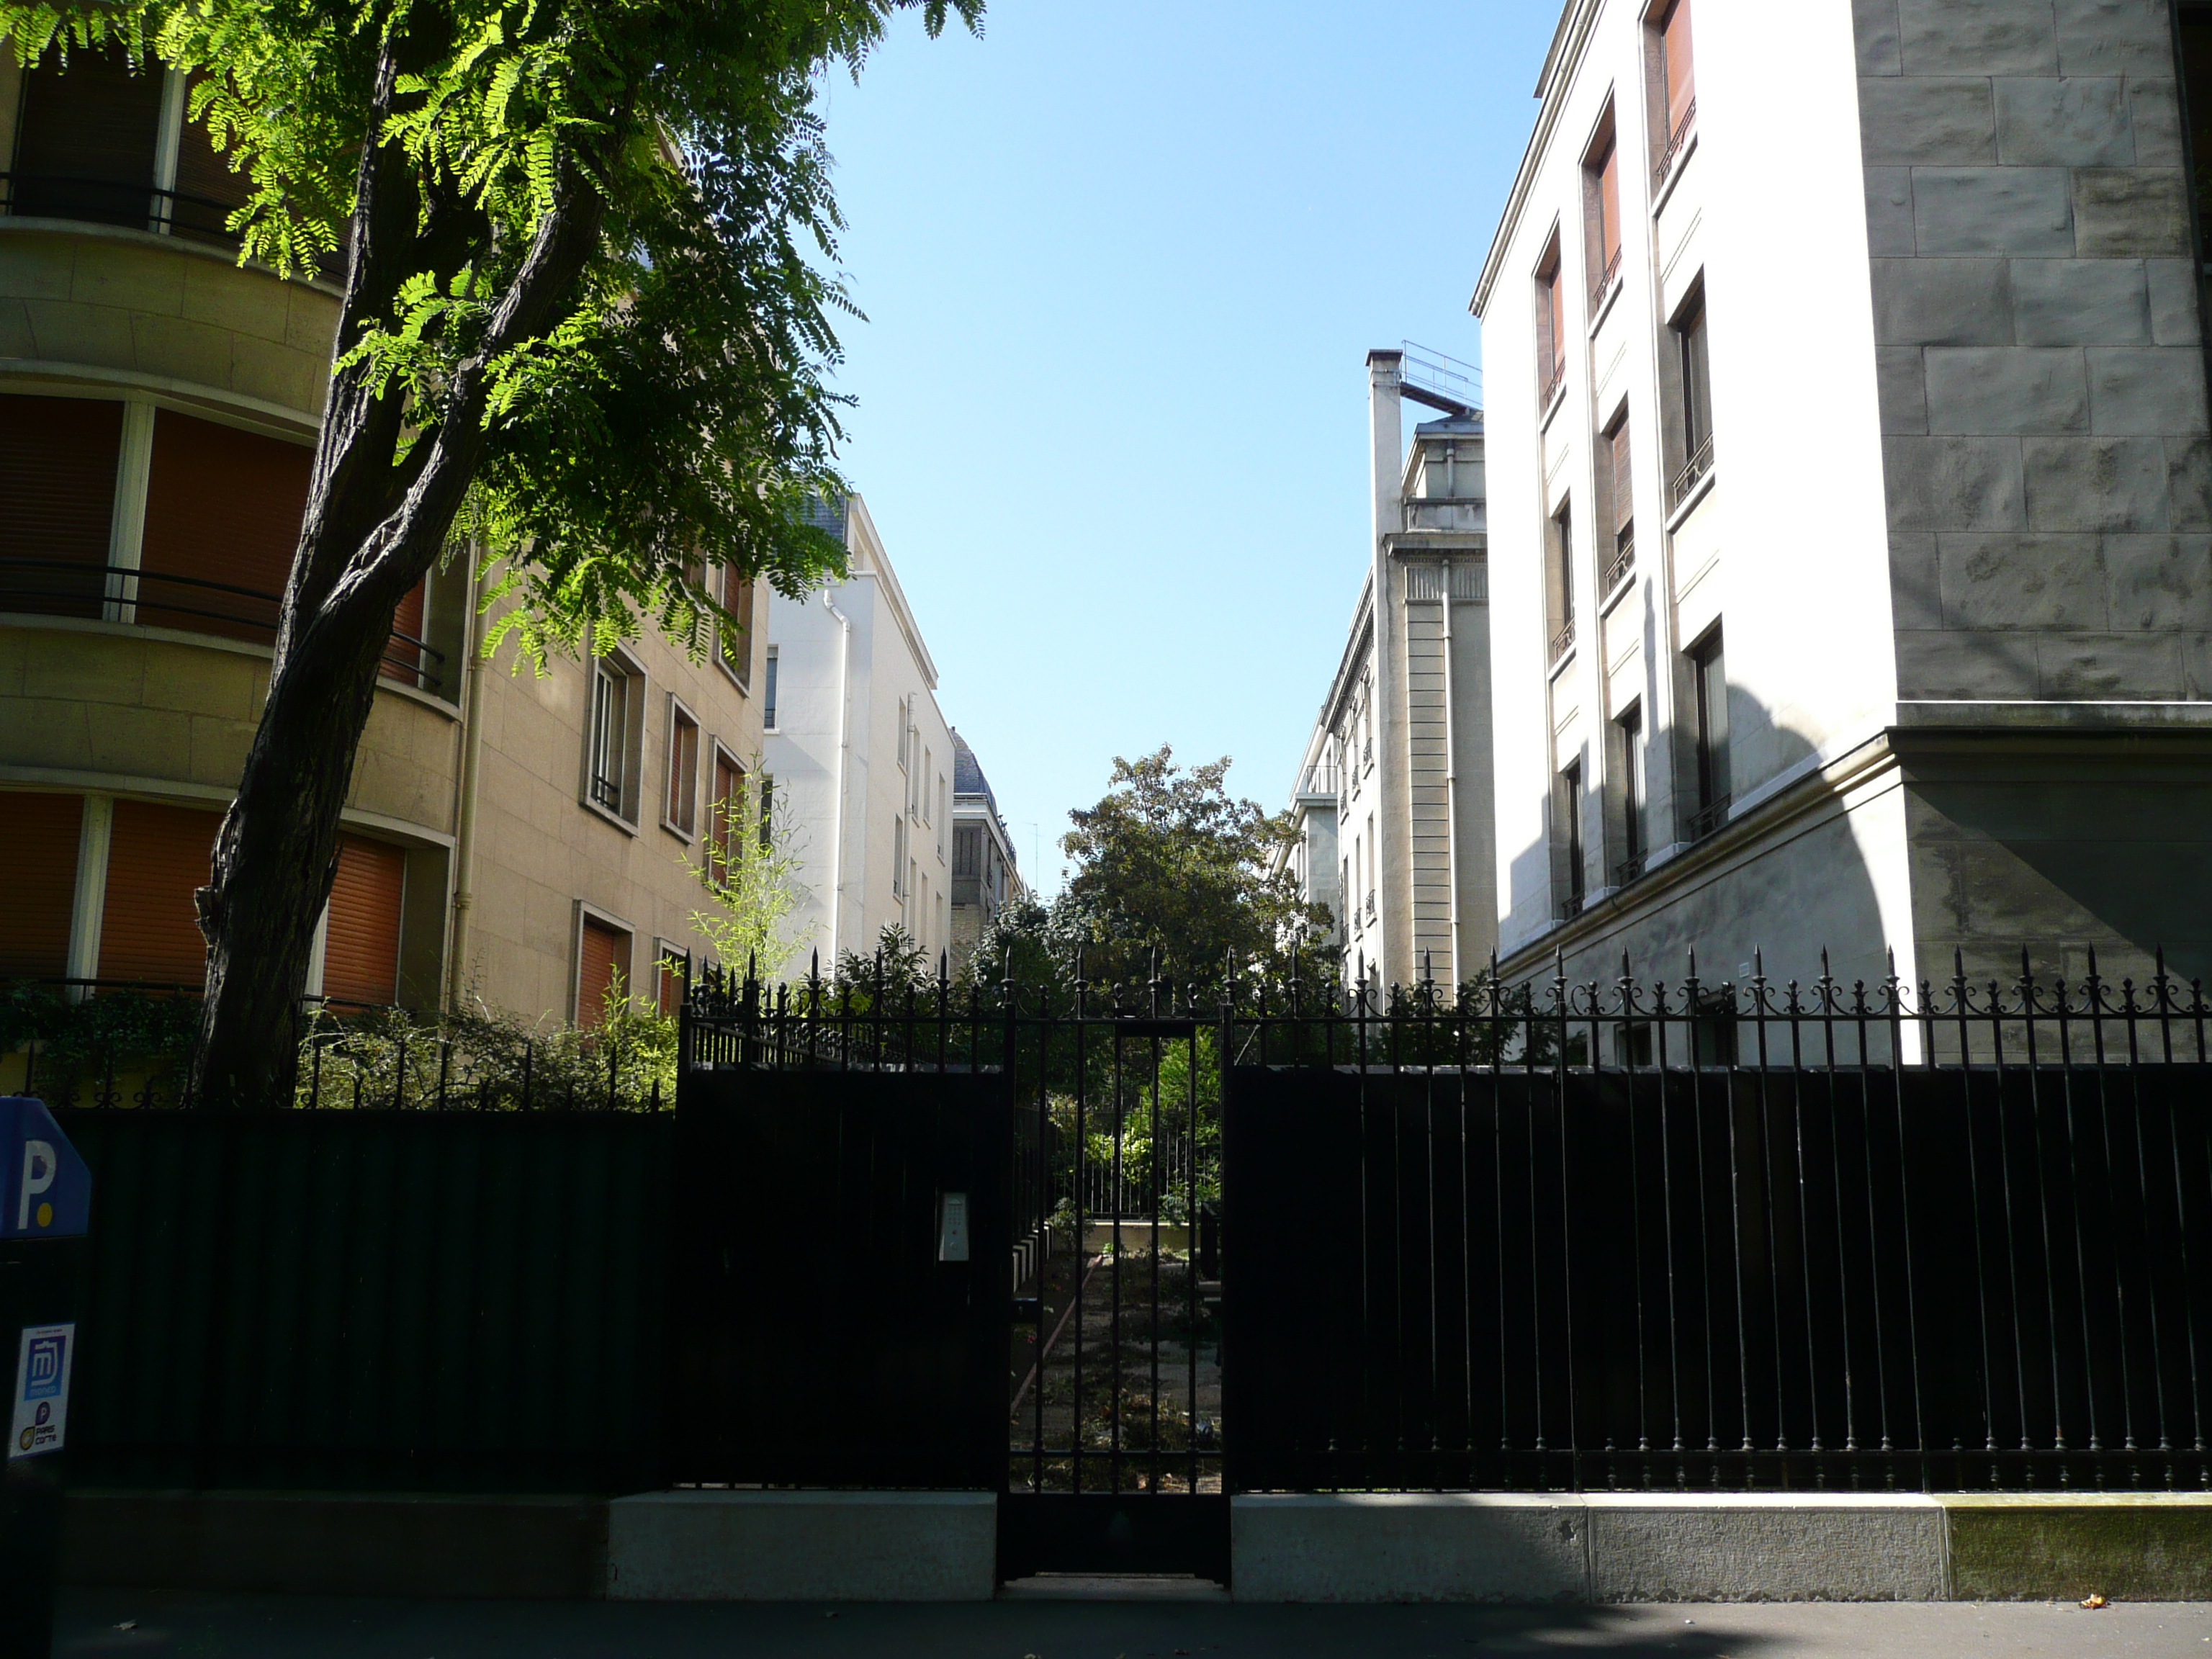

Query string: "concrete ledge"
[1233, 1495, 1587, 1603]
[605, 1491, 996, 1601]
[1583, 1494, 1946, 1603]
[1941, 1493, 2212, 1602]
[1231, 1494, 1944, 1604]
[60, 1490, 606, 1600]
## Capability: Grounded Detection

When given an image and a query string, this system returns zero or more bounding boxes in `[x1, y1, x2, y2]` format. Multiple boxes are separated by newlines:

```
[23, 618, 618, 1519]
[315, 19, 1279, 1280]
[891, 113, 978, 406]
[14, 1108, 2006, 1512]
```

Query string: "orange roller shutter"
[1662, 0, 1695, 140]
[0, 793, 84, 979]
[383, 579, 427, 688]
[99, 801, 221, 986]
[140, 410, 308, 642]
[577, 916, 631, 1028]
[323, 835, 405, 1007]
[0, 395, 122, 621]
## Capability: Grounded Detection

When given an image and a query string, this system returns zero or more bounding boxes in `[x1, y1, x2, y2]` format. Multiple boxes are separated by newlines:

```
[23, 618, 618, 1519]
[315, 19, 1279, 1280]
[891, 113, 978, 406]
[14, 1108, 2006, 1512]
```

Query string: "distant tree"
[971, 747, 1331, 997]
[0, 0, 982, 1106]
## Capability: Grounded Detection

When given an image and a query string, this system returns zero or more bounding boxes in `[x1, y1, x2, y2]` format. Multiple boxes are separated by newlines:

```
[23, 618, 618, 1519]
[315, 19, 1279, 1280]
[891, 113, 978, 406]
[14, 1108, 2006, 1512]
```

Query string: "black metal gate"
[668, 1064, 1011, 1488]
[678, 969, 1231, 1583]
[1001, 1004, 1227, 1582]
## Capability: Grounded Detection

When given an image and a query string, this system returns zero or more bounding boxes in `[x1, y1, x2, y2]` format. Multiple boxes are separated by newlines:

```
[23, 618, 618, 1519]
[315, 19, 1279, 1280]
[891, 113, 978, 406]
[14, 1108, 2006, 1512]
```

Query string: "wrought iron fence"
[688, 950, 2212, 1495]
[4, 979, 670, 1112]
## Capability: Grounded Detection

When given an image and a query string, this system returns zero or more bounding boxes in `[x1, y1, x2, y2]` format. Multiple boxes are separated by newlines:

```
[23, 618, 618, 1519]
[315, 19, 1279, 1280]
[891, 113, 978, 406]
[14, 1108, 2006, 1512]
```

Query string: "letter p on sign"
[18, 1141, 54, 1231]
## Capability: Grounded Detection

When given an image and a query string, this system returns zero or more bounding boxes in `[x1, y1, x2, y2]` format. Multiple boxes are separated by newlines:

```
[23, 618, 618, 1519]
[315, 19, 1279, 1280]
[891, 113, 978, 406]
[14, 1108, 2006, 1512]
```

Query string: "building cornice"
[1471, 0, 1599, 320]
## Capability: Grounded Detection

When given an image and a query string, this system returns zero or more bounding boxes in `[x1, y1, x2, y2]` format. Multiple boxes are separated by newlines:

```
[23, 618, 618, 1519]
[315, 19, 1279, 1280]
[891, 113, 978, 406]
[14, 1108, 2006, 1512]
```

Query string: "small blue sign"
[24, 1334, 63, 1399]
[0, 1097, 91, 1239]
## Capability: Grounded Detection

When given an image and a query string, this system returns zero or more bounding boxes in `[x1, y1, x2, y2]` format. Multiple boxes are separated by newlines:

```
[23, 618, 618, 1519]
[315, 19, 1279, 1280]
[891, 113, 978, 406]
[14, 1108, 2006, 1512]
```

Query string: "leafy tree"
[679, 769, 809, 981]
[972, 746, 1331, 997]
[0, 0, 982, 1106]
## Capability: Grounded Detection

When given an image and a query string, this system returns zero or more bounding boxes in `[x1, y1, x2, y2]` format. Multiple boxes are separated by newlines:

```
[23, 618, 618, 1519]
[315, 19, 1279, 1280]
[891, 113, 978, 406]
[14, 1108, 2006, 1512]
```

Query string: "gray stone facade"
[1860, 0, 2211, 703]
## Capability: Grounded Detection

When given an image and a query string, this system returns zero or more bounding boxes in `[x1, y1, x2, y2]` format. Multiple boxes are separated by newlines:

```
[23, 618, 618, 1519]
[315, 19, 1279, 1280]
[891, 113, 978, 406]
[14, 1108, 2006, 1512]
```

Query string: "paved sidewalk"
[53, 1588, 2212, 1658]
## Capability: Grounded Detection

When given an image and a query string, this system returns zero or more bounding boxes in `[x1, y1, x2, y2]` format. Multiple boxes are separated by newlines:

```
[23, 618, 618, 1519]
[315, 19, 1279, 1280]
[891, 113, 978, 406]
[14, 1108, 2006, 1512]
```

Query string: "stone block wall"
[1856, 0, 2212, 701]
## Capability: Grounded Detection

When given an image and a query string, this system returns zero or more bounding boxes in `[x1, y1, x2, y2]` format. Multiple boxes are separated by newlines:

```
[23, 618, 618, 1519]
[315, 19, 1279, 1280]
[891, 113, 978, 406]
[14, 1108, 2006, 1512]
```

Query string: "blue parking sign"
[10, 1323, 73, 1458]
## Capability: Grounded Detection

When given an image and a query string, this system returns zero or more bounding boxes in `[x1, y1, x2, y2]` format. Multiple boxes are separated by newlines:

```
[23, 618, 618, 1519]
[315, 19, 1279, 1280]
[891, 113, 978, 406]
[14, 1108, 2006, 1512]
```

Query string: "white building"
[1280, 347, 1497, 992]
[1473, 0, 2212, 1001]
[949, 729, 1027, 976]
[765, 495, 956, 974]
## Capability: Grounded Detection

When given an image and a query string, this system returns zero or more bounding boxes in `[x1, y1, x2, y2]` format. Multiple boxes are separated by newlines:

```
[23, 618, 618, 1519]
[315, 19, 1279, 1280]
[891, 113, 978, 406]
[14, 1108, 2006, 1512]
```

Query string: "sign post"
[0, 1098, 91, 1659]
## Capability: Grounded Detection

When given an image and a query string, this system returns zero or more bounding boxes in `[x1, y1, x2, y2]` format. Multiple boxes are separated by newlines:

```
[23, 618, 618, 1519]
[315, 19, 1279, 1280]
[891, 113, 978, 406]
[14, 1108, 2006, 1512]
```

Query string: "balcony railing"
[1687, 794, 1732, 842]
[1589, 246, 1623, 307]
[0, 171, 345, 280]
[1558, 893, 1585, 922]
[1295, 763, 1339, 799]
[1538, 361, 1565, 412]
[1653, 101, 1697, 193]
[1668, 431, 1714, 512]
[1550, 616, 1576, 665]
[0, 559, 444, 692]
[1613, 851, 1647, 888]
[1603, 534, 1635, 596]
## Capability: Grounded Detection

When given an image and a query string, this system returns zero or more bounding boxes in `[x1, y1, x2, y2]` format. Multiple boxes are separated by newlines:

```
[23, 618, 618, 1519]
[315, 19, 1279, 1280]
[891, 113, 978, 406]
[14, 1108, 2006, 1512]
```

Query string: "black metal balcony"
[1603, 534, 1635, 596]
[1686, 794, 1732, 842]
[0, 171, 344, 280]
[0, 559, 444, 691]
[1550, 616, 1576, 665]
[1653, 101, 1697, 192]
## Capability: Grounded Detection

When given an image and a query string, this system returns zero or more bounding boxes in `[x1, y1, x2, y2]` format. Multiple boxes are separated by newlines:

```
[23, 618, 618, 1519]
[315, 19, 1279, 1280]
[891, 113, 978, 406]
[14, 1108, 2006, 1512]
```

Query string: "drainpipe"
[1440, 564, 1461, 987]
[822, 588, 853, 964]
[444, 559, 487, 1013]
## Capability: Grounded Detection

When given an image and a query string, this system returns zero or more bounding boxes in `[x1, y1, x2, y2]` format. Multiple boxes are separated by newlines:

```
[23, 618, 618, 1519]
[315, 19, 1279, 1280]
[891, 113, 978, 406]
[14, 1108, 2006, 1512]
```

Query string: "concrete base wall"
[1232, 1494, 1945, 1604]
[603, 1491, 996, 1602]
[58, 1488, 2212, 1604]
[60, 1490, 606, 1600]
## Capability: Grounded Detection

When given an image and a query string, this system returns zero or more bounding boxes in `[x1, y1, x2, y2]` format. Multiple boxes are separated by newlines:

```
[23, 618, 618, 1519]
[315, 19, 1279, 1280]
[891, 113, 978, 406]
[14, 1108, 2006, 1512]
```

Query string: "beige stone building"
[0, 45, 766, 1028]
[1475, 0, 2212, 1007]
[1280, 346, 1496, 992]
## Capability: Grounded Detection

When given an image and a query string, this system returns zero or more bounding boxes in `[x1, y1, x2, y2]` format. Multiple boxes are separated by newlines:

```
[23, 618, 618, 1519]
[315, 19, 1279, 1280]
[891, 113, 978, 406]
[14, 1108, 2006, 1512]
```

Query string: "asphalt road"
[51, 1589, 2212, 1659]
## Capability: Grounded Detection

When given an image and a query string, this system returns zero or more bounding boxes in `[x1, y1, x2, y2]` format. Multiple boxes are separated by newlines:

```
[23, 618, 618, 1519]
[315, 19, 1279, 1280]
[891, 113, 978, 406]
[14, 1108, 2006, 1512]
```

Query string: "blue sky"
[806, 1, 1562, 894]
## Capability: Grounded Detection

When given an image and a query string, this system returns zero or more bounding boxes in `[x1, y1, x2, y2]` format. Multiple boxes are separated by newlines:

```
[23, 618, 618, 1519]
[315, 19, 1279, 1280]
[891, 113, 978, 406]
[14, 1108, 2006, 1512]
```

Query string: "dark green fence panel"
[58, 1109, 673, 1493]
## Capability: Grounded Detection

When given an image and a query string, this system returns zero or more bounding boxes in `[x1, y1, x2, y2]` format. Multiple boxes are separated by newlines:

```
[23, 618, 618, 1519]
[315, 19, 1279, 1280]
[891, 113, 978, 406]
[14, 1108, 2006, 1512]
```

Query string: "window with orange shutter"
[99, 801, 222, 985]
[707, 748, 745, 873]
[0, 395, 122, 621]
[1588, 129, 1622, 301]
[1534, 240, 1565, 409]
[0, 793, 84, 979]
[1655, 0, 1696, 185]
[10, 45, 163, 227]
[666, 703, 701, 836]
[719, 567, 754, 691]
[577, 915, 631, 1027]
[323, 835, 405, 1007]
[140, 410, 307, 642]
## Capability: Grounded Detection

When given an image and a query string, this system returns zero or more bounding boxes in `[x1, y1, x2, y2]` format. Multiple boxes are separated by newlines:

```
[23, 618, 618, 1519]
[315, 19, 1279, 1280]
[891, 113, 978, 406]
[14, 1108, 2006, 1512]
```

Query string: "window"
[955, 825, 981, 878]
[576, 913, 631, 1028]
[1668, 285, 1714, 509]
[587, 656, 639, 819]
[0, 793, 82, 979]
[1689, 629, 1730, 839]
[896, 698, 911, 770]
[1534, 238, 1567, 408]
[655, 942, 691, 1017]
[1616, 703, 1647, 883]
[665, 701, 700, 837]
[0, 396, 123, 621]
[10, 46, 163, 227]
[922, 749, 933, 821]
[1653, 0, 1696, 188]
[708, 747, 745, 871]
[717, 567, 754, 691]
[763, 647, 779, 729]
[323, 835, 406, 1007]
[937, 775, 948, 858]
[1560, 760, 1586, 917]
[1548, 505, 1576, 663]
[1602, 415, 1635, 592]
[893, 814, 908, 899]
[1586, 118, 1623, 304]
[758, 774, 774, 854]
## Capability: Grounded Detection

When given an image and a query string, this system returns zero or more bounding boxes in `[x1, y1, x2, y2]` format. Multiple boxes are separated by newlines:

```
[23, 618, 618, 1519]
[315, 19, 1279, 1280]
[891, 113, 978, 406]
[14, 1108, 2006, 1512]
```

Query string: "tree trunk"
[189, 596, 397, 1107]
[184, 67, 607, 1107]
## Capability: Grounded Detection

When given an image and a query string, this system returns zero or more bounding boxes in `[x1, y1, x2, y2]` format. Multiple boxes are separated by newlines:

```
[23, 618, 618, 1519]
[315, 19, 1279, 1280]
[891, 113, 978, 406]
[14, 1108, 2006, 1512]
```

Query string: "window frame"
[1665, 279, 1716, 515]
[572, 902, 635, 1028]
[662, 694, 701, 842]
[763, 646, 780, 731]
[716, 565, 755, 693]
[1560, 759, 1586, 917]
[1547, 501, 1577, 666]
[1688, 626, 1731, 838]
[1582, 107, 1624, 309]
[706, 742, 747, 874]
[1533, 230, 1568, 413]
[582, 648, 646, 830]
[1650, 0, 1697, 192]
